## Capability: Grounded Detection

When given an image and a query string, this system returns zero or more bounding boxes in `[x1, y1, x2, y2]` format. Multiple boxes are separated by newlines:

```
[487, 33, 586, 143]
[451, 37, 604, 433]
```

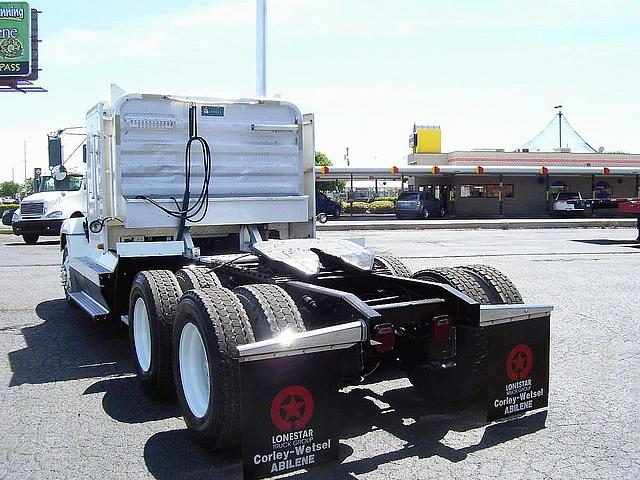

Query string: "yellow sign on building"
[411, 125, 441, 154]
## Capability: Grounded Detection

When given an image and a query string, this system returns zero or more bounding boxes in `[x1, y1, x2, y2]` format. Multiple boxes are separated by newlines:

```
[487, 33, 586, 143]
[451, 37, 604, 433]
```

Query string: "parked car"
[395, 191, 445, 219]
[1, 196, 16, 205]
[553, 192, 586, 215]
[2, 207, 16, 226]
[316, 192, 341, 218]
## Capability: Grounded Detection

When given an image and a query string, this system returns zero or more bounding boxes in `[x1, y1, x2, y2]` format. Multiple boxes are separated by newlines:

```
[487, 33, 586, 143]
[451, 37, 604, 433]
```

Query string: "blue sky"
[1, 0, 639, 181]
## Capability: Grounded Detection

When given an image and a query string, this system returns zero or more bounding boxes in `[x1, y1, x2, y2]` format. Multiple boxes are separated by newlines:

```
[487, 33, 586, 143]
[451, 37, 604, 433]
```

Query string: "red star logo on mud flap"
[512, 350, 528, 374]
[280, 394, 306, 423]
[506, 344, 534, 381]
[270, 385, 315, 432]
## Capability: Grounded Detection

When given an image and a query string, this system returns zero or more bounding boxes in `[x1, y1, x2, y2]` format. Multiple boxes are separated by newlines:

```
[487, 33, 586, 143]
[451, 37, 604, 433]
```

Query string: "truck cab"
[12, 168, 86, 244]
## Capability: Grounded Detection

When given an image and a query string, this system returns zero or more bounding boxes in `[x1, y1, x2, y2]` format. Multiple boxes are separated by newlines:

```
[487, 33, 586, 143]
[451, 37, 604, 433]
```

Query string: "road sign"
[0, 2, 31, 77]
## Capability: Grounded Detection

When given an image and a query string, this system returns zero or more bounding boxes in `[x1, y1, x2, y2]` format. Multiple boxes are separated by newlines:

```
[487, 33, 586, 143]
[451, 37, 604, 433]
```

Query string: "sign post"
[0, 2, 31, 77]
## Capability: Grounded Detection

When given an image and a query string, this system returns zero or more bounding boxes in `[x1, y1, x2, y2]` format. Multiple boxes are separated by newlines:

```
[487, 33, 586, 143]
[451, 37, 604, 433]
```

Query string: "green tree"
[0, 181, 21, 197]
[315, 151, 346, 193]
[22, 177, 35, 196]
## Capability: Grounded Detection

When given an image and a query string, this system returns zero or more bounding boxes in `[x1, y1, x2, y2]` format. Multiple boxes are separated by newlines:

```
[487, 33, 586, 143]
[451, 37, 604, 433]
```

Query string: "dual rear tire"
[129, 270, 305, 450]
[173, 284, 305, 449]
[408, 265, 523, 403]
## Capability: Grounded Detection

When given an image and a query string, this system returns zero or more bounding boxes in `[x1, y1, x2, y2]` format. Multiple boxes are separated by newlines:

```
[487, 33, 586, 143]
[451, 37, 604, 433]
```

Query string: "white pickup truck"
[552, 191, 586, 215]
[12, 167, 86, 244]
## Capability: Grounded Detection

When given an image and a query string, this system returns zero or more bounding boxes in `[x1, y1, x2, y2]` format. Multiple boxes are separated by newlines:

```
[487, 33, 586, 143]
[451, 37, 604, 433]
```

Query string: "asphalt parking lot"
[1, 228, 639, 479]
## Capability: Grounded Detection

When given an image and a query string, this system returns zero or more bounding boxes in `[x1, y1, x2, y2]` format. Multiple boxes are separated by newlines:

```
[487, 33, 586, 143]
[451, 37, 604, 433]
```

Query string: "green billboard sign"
[0, 2, 30, 77]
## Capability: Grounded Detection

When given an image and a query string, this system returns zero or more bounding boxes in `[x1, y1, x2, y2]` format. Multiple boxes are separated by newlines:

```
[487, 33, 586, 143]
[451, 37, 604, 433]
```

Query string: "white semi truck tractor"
[12, 166, 86, 244]
[61, 92, 552, 474]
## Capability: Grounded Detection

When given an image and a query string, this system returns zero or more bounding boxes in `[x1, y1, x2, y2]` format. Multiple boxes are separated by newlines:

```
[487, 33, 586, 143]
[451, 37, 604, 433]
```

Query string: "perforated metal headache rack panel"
[113, 95, 304, 201]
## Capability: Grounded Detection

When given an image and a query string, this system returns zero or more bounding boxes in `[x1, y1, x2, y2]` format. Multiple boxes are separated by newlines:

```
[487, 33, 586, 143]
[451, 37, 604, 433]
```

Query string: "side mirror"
[51, 165, 68, 181]
[89, 219, 103, 234]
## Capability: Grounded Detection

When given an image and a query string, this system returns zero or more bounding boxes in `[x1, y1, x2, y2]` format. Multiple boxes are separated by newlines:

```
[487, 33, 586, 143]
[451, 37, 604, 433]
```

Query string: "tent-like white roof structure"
[520, 114, 597, 153]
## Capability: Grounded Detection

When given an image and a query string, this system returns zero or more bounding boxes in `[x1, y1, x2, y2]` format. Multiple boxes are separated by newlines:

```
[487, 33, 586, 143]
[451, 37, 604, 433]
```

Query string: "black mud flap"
[237, 322, 364, 480]
[482, 306, 551, 422]
[240, 351, 339, 479]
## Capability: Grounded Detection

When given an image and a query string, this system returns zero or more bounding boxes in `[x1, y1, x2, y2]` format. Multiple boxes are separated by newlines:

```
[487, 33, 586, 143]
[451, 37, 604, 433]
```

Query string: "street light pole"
[256, 0, 267, 97]
[554, 105, 563, 149]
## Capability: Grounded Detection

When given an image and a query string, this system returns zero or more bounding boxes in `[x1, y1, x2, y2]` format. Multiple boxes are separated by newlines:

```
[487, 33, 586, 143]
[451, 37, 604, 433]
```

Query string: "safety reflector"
[373, 323, 395, 353]
[433, 315, 453, 342]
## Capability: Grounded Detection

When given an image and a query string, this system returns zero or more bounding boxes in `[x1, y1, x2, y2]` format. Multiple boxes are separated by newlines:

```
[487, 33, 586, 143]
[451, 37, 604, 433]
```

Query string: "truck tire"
[408, 267, 490, 403]
[175, 267, 221, 293]
[412, 267, 490, 304]
[173, 288, 255, 450]
[457, 265, 523, 304]
[23, 234, 38, 245]
[234, 284, 305, 341]
[374, 253, 412, 277]
[129, 270, 182, 399]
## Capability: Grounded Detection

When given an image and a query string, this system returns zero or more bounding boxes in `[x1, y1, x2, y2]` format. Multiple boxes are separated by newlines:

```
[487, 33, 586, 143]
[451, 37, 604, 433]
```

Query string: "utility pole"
[554, 105, 563, 149]
[256, 0, 267, 97]
[23, 141, 27, 183]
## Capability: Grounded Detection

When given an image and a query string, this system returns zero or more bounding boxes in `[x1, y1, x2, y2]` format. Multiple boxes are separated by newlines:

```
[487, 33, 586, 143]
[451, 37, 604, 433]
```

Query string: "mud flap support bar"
[479, 304, 553, 327]
[237, 320, 367, 362]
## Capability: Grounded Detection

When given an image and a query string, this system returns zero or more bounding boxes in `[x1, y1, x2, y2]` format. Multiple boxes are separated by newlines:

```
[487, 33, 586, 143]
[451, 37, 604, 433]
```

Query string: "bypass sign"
[0, 2, 30, 76]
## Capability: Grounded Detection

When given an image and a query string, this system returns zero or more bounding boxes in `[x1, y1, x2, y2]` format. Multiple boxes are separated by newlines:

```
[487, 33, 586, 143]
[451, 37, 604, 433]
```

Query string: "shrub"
[341, 201, 395, 214]
[370, 196, 397, 203]
[341, 201, 369, 214]
[0, 204, 18, 215]
[368, 201, 395, 214]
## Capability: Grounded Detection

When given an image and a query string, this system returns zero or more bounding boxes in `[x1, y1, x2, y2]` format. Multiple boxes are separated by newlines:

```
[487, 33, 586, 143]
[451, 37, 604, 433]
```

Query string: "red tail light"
[373, 323, 395, 353]
[433, 315, 453, 342]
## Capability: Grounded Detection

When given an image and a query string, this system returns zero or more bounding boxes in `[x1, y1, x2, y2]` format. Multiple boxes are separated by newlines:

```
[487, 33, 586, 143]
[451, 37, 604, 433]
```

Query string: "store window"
[595, 181, 613, 199]
[549, 181, 568, 194]
[460, 184, 514, 198]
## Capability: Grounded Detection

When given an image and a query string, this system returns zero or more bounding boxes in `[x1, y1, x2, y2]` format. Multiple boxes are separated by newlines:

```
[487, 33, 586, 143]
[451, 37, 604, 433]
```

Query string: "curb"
[317, 218, 637, 232]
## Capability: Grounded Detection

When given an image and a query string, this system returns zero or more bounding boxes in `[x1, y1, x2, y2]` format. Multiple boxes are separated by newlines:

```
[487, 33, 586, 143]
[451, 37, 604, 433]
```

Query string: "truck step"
[68, 291, 110, 320]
